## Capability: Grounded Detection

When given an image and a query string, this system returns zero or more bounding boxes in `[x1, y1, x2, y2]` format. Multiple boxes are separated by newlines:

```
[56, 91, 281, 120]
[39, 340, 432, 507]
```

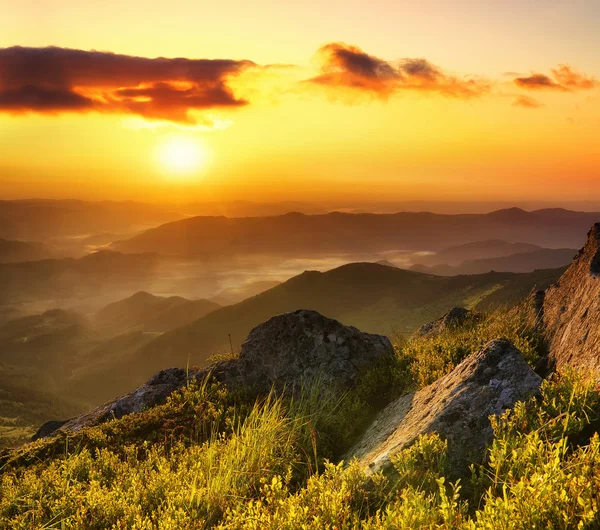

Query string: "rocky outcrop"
[347, 339, 541, 475]
[213, 309, 395, 395]
[47, 368, 192, 435]
[541, 224, 600, 372]
[36, 310, 393, 438]
[416, 307, 474, 338]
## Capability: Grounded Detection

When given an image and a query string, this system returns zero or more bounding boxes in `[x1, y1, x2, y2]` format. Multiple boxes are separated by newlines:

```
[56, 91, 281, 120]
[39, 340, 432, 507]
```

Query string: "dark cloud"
[307, 42, 489, 99]
[0, 46, 254, 123]
[514, 73, 566, 91]
[514, 66, 596, 92]
[512, 95, 543, 109]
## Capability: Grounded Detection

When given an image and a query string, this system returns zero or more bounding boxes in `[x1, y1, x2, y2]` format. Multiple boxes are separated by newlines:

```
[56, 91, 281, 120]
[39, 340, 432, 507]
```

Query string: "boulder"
[541, 224, 600, 372]
[347, 339, 541, 475]
[416, 307, 474, 338]
[213, 309, 395, 395]
[36, 310, 394, 438]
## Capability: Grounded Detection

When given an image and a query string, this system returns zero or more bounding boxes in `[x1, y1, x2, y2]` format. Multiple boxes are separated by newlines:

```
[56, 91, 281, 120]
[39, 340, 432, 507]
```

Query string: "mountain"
[0, 199, 181, 241]
[210, 280, 282, 305]
[0, 309, 97, 443]
[112, 208, 600, 258]
[95, 291, 220, 334]
[0, 238, 59, 263]
[415, 239, 542, 267]
[412, 248, 577, 275]
[0, 250, 160, 305]
[117, 263, 563, 389]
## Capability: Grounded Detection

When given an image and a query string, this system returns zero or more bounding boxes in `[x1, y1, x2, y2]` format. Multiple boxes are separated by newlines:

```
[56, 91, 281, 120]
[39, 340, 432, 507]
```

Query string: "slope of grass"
[4, 308, 599, 528]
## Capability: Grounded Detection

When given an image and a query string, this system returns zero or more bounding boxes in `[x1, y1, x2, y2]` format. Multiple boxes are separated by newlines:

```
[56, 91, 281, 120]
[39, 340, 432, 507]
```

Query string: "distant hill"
[475, 266, 566, 311]
[95, 291, 220, 335]
[412, 248, 577, 275]
[0, 251, 160, 305]
[112, 208, 600, 258]
[115, 263, 563, 388]
[0, 199, 181, 241]
[210, 280, 281, 305]
[0, 238, 59, 263]
[415, 239, 542, 267]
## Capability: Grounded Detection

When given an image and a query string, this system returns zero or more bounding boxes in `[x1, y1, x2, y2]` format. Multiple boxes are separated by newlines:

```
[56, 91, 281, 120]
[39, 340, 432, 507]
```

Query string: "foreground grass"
[2, 309, 599, 529]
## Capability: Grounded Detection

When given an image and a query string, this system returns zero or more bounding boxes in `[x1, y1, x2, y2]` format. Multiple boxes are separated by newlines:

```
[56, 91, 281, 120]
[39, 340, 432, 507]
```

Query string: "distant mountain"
[0, 238, 59, 263]
[0, 308, 153, 444]
[0, 199, 181, 241]
[374, 260, 398, 268]
[0, 251, 160, 305]
[95, 291, 220, 335]
[114, 263, 563, 388]
[112, 208, 600, 258]
[0, 309, 95, 375]
[412, 248, 577, 275]
[210, 280, 281, 305]
[416, 239, 542, 267]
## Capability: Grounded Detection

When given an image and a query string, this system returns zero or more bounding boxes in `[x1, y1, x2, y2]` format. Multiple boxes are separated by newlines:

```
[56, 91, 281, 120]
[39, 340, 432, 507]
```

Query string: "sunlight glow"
[158, 136, 207, 175]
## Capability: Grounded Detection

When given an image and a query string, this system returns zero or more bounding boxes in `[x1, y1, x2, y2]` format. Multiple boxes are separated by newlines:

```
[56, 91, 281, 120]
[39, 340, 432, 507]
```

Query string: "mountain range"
[112, 208, 600, 258]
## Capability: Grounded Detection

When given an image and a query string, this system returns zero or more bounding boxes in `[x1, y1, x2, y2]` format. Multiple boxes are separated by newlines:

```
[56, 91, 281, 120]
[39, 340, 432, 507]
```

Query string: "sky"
[1, 0, 599, 205]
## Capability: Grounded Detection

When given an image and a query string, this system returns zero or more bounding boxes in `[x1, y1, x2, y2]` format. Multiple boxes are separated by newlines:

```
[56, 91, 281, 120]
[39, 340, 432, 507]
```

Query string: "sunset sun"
[158, 137, 207, 175]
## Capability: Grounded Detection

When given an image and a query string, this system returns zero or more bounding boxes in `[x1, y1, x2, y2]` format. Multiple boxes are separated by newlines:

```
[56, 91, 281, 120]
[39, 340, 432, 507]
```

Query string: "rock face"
[214, 309, 394, 394]
[416, 307, 473, 338]
[541, 224, 600, 372]
[36, 310, 393, 438]
[37, 368, 192, 438]
[347, 339, 541, 475]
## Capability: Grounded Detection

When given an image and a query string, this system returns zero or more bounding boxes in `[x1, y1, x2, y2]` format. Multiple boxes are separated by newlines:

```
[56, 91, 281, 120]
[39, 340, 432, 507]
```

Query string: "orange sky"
[1, 0, 599, 204]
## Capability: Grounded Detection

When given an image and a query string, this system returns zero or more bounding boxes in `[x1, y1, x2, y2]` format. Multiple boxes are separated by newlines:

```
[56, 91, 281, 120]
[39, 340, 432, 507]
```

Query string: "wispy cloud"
[514, 65, 597, 92]
[512, 95, 544, 109]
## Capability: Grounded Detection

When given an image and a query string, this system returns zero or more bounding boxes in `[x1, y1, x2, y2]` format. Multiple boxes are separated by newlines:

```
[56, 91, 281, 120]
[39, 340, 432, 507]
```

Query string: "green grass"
[1, 308, 599, 529]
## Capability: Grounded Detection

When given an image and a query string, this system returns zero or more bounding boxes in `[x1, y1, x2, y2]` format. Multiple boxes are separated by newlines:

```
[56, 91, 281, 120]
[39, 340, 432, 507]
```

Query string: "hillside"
[112, 208, 600, 257]
[412, 248, 576, 275]
[124, 263, 561, 387]
[415, 239, 542, 266]
[95, 291, 220, 334]
[0, 238, 59, 263]
[0, 250, 160, 305]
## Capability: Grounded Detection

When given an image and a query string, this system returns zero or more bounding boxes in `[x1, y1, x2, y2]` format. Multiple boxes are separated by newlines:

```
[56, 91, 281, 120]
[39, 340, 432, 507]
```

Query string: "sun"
[158, 136, 207, 175]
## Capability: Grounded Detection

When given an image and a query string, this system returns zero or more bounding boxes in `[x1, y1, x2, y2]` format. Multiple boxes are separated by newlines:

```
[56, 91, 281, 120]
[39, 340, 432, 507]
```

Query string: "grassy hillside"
[129, 263, 560, 387]
[2, 310, 599, 528]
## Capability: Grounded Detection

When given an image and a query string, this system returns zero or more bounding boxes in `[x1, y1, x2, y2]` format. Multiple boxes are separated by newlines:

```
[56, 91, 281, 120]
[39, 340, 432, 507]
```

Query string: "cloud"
[514, 73, 565, 91]
[0, 46, 254, 123]
[551, 65, 597, 90]
[512, 95, 544, 109]
[307, 42, 490, 99]
[514, 65, 597, 92]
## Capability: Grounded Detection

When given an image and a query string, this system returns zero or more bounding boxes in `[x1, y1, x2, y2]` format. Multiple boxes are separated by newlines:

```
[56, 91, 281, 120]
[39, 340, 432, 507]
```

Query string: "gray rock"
[213, 309, 394, 395]
[31, 420, 68, 441]
[347, 339, 541, 475]
[36, 310, 393, 438]
[41, 368, 194, 437]
[416, 307, 474, 338]
[541, 224, 600, 372]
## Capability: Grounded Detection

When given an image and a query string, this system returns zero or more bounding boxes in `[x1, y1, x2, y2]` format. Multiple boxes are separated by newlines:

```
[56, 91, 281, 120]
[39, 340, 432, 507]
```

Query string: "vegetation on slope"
[4, 309, 596, 528]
